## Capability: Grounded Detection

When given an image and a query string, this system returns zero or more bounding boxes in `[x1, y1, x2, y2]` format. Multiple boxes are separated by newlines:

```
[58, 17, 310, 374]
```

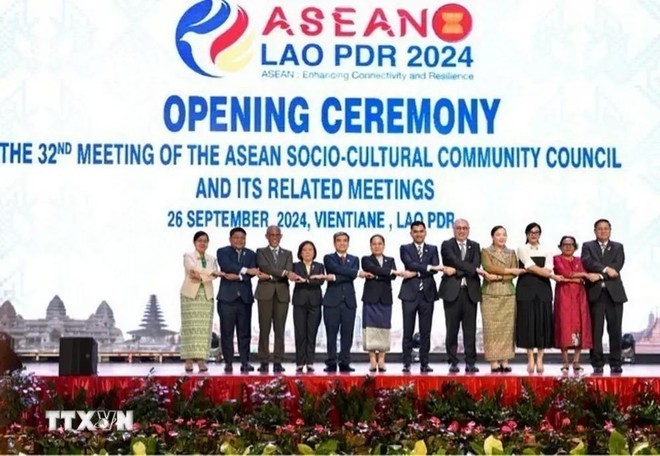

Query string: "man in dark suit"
[439, 218, 482, 374]
[399, 221, 444, 373]
[581, 218, 628, 374]
[255, 225, 297, 373]
[323, 231, 373, 372]
[217, 227, 259, 373]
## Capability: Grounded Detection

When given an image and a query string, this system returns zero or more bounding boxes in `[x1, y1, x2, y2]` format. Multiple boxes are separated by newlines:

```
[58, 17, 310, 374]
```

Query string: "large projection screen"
[1, 0, 658, 355]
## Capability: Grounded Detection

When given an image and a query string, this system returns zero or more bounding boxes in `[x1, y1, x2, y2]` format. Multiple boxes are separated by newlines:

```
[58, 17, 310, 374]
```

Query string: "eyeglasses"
[455, 226, 469, 230]
[528, 230, 541, 235]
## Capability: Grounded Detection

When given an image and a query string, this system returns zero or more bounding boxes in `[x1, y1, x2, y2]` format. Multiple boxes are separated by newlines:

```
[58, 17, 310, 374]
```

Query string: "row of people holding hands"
[180, 218, 625, 377]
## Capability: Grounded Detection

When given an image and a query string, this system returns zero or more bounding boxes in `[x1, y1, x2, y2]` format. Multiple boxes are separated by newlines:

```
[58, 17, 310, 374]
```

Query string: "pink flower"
[501, 425, 512, 434]
[540, 419, 554, 432]
[174, 418, 184, 425]
[462, 421, 476, 435]
[153, 424, 165, 434]
[448, 421, 460, 433]
[604, 420, 615, 432]
[428, 417, 441, 429]
[195, 418, 207, 428]
[561, 417, 571, 428]
[344, 421, 354, 429]
[295, 418, 304, 426]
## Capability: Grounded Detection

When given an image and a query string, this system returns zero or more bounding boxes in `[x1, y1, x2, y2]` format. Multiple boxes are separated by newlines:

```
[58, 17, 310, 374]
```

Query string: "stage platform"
[23, 362, 660, 408]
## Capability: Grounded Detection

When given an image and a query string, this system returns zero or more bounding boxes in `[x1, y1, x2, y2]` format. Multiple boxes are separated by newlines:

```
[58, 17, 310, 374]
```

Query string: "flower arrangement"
[0, 370, 658, 455]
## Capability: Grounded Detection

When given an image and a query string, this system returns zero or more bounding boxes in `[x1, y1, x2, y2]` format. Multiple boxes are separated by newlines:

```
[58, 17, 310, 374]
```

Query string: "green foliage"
[0, 373, 659, 454]
[0, 370, 44, 429]
[245, 377, 293, 429]
[627, 381, 660, 428]
[510, 381, 554, 428]
[375, 383, 419, 426]
[424, 381, 475, 424]
[327, 377, 376, 424]
[296, 380, 331, 426]
[470, 387, 507, 429]
[122, 370, 173, 426]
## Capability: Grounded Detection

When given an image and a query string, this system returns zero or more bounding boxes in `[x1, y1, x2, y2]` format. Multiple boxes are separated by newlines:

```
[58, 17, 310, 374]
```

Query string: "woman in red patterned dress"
[553, 236, 599, 374]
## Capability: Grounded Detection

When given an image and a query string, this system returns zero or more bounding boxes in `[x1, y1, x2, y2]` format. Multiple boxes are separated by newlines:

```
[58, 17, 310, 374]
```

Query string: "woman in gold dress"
[480, 226, 526, 372]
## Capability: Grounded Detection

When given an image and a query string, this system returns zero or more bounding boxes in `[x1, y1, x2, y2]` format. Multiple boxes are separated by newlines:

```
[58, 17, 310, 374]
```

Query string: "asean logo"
[176, 0, 253, 77]
[433, 4, 472, 43]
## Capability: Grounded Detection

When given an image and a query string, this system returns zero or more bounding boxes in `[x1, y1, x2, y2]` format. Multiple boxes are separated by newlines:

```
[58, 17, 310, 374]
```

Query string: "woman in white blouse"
[180, 231, 222, 373]
[516, 223, 563, 374]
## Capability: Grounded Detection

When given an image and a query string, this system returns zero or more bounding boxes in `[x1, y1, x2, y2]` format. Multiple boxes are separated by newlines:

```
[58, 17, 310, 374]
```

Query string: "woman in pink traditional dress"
[553, 236, 599, 374]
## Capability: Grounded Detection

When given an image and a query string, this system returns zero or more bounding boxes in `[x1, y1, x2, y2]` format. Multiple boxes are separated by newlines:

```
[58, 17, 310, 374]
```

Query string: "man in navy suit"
[438, 218, 482, 374]
[217, 227, 259, 373]
[399, 221, 444, 373]
[323, 231, 373, 372]
[581, 219, 628, 374]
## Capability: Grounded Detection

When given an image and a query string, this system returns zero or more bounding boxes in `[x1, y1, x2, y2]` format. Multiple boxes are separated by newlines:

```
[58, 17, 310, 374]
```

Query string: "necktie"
[416, 245, 423, 291]
[460, 243, 466, 261]
[200, 256, 207, 268]
[237, 250, 242, 262]
[600, 243, 606, 255]
[340, 255, 346, 265]
[272, 248, 279, 262]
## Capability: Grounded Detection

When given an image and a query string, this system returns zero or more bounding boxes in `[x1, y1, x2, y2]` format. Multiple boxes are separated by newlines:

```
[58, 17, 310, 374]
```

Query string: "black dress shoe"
[490, 366, 503, 373]
[593, 366, 604, 374]
[369, 366, 378, 373]
[339, 364, 355, 372]
[501, 365, 512, 373]
[420, 365, 434, 373]
[224, 363, 233, 373]
[378, 365, 386, 373]
[465, 364, 480, 373]
[610, 366, 623, 374]
[448, 364, 460, 373]
[273, 363, 285, 373]
[306, 365, 315, 373]
[240, 363, 254, 373]
[257, 363, 269, 373]
[324, 364, 337, 373]
[296, 366, 304, 373]
[402, 364, 411, 373]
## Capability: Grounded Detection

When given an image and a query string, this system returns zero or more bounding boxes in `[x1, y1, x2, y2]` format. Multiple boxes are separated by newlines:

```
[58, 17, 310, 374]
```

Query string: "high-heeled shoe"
[526, 363, 535, 374]
[184, 360, 194, 373]
[369, 365, 378, 373]
[501, 364, 512, 373]
[197, 360, 208, 373]
[378, 365, 387, 373]
[535, 362, 544, 375]
[560, 365, 570, 374]
[572, 363, 584, 374]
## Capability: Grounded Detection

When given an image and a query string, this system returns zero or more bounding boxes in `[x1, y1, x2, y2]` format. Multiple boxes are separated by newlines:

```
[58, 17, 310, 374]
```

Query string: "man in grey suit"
[581, 218, 628, 374]
[255, 225, 298, 373]
[438, 218, 482, 374]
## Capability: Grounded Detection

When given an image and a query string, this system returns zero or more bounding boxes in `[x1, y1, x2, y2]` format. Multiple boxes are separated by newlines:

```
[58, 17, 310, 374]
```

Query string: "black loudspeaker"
[59, 337, 98, 376]
[0, 332, 23, 374]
